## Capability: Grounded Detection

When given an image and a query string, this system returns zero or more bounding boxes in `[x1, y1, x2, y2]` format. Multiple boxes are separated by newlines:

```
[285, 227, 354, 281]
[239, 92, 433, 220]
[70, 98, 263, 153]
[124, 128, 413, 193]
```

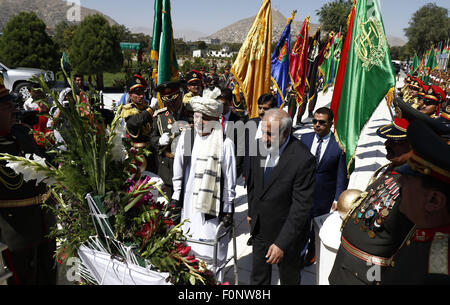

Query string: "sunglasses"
[312, 119, 328, 125]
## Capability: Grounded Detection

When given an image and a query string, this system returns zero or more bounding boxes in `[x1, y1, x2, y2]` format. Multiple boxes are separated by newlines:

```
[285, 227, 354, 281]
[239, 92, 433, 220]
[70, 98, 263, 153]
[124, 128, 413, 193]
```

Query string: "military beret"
[396, 119, 450, 184]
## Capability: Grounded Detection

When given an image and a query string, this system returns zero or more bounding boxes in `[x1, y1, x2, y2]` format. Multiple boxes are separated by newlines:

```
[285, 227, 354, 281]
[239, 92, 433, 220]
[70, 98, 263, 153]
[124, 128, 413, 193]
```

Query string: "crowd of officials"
[0, 62, 450, 285]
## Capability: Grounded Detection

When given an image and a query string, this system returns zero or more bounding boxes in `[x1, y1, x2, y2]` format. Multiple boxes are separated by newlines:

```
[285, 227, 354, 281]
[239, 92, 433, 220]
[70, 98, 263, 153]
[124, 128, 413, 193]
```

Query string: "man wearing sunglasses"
[300, 107, 349, 267]
[151, 80, 194, 198]
[418, 85, 446, 117]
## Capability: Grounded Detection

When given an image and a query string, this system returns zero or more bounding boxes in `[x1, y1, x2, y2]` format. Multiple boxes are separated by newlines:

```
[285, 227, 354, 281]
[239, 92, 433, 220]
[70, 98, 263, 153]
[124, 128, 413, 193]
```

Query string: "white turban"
[190, 88, 223, 118]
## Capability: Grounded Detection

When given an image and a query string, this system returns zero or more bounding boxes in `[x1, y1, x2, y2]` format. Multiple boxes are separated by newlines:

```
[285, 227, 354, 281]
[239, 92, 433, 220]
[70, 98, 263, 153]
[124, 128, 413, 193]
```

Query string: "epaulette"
[121, 104, 139, 119]
[153, 107, 168, 117]
[428, 232, 449, 275]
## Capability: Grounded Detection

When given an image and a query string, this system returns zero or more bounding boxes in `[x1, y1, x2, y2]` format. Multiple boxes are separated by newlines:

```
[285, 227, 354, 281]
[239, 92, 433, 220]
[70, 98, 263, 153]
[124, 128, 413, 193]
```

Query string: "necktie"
[315, 137, 323, 166]
[264, 155, 275, 186]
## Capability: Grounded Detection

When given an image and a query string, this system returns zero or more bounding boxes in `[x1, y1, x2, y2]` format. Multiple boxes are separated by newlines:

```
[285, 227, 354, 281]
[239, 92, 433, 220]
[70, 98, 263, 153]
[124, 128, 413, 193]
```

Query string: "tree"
[316, 0, 353, 36]
[68, 14, 123, 90]
[404, 3, 450, 56]
[54, 21, 79, 51]
[197, 41, 207, 50]
[0, 12, 59, 71]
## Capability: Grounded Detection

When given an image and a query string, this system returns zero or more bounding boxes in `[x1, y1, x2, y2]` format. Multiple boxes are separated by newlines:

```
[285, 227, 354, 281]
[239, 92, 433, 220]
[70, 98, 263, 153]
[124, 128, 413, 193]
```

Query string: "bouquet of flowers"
[0, 58, 216, 285]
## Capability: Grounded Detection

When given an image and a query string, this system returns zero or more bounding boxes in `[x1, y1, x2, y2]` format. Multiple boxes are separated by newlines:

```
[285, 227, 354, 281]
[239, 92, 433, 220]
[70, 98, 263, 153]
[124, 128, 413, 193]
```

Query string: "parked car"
[0, 61, 55, 100]
[392, 61, 401, 75]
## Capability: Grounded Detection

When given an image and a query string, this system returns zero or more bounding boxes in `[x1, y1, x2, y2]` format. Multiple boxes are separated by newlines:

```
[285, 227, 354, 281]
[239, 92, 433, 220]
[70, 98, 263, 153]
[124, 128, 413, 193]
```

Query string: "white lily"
[3, 153, 56, 186]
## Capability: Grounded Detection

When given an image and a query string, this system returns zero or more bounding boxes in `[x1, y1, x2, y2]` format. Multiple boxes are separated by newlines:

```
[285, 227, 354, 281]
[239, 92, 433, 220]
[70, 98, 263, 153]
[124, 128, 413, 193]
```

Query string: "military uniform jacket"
[381, 227, 450, 284]
[329, 167, 415, 285]
[122, 103, 153, 144]
[0, 125, 54, 251]
[150, 105, 193, 186]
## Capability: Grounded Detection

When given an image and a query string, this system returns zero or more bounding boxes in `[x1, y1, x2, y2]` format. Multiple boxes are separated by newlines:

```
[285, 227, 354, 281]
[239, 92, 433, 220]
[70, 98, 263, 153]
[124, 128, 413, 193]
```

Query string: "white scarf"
[192, 127, 223, 216]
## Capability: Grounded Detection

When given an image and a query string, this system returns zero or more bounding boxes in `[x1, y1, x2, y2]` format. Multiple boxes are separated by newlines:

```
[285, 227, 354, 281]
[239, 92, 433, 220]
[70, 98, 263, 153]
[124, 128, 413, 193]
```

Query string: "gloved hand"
[158, 132, 171, 146]
[220, 212, 234, 228]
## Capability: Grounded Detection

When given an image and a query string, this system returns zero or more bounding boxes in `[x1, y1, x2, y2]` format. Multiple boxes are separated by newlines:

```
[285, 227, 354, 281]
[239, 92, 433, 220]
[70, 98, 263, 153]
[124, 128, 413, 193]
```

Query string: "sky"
[79, 0, 450, 41]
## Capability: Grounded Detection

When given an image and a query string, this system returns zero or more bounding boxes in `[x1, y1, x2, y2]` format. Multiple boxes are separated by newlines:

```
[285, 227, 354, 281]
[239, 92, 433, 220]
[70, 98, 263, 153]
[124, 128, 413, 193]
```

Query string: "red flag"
[330, 1, 356, 124]
[289, 16, 309, 106]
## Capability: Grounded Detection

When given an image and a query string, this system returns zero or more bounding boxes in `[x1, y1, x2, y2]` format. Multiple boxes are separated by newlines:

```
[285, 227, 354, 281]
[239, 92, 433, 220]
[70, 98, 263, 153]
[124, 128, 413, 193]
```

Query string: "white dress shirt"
[310, 132, 331, 163]
[264, 135, 291, 169]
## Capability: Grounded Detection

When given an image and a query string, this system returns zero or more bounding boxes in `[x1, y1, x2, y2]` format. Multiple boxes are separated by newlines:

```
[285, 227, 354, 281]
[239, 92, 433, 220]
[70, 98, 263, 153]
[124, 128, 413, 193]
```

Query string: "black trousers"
[3, 240, 57, 285]
[250, 232, 304, 285]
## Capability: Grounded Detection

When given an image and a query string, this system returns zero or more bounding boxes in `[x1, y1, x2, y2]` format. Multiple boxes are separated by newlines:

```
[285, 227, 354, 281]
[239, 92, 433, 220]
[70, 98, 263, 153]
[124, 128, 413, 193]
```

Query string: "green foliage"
[0, 12, 59, 71]
[404, 3, 450, 56]
[316, 0, 353, 36]
[53, 21, 79, 51]
[389, 45, 412, 61]
[68, 14, 123, 76]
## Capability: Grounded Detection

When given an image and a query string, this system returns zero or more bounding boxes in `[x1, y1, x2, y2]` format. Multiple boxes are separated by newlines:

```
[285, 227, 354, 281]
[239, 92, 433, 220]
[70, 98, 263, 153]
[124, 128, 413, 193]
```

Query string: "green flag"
[151, 0, 179, 84]
[410, 53, 419, 75]
[320, 33, 336, 93]
[422, 47, 437, 85]
[330, 0, 396, 175]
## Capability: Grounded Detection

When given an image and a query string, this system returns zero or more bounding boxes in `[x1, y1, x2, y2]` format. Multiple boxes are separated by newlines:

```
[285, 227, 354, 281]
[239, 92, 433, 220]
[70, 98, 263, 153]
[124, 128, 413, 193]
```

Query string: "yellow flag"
[231, 0, 272, 119]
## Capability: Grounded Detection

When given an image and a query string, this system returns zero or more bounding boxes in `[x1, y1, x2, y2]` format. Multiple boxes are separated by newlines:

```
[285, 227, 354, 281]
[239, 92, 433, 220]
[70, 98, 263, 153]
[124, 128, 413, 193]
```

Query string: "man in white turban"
[171, 89, 237, 281]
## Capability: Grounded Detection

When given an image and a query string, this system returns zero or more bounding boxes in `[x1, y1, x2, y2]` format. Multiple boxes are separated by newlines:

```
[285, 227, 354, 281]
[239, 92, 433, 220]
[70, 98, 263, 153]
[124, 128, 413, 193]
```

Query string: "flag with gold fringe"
[330, 0, 396, 176]
[289, 16, 310, 108]
[151, 0, 179, 85]
[231, 0, 272, 119]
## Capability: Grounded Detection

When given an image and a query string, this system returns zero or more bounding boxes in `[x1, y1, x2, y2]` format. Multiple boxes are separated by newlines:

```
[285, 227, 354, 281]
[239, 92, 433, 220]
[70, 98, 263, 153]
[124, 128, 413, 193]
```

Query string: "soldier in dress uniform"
[381, 119, 450, 284]
[120, 75, 157, 173]
[220, 65, 233, 90]
[182, 70, 203, 106]
[0, 77, 56, 285]
[150, 80, 194, 198]
[417, 85, 446, 117]
[328, 116, 415, 285]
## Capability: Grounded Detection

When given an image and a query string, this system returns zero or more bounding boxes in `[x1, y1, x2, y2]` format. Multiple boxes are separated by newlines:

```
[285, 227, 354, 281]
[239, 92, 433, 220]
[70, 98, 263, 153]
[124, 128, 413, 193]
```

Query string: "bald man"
[247, 109, 316, 285]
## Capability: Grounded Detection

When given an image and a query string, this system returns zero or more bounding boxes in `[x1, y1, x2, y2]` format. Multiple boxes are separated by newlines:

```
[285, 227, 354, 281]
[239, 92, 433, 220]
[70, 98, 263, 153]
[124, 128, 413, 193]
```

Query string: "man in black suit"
[300, 107, 349, 266]
[247, 109, 316, 285]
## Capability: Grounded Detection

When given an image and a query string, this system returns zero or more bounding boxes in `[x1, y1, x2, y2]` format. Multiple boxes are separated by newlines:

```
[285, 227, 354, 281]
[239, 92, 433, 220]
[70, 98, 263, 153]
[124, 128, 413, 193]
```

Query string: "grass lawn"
[55, 71, 126, 88]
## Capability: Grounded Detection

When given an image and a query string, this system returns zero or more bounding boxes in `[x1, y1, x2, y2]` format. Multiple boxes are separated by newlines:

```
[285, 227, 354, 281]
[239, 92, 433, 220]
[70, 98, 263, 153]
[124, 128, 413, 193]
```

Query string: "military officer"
[0, 77, 56, 285]
[120, 75, 157, 173]
[220, 65, 233, 89]
[329, 116, 415, 285]
[150, 80, 193, 198]
[182, 70, 203, 106]
[381, 119, 450, 284]
[418, 85, 446, 117]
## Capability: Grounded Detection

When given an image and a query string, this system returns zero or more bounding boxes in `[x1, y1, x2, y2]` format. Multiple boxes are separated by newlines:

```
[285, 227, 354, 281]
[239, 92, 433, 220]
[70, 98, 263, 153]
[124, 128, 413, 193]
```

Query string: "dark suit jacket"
[243, 117, 261, 185]
[300, 132, 348, 217]
[247, 136, 315, 253]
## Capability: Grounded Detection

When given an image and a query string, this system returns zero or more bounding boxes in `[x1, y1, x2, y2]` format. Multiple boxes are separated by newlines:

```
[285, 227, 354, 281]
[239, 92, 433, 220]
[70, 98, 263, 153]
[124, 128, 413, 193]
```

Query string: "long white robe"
[172, 132, 236, 279]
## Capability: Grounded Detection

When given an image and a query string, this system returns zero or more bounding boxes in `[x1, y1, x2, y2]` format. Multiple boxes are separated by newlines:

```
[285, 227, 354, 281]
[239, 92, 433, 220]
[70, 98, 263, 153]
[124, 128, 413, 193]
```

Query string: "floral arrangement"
[0, 58, 217, 285]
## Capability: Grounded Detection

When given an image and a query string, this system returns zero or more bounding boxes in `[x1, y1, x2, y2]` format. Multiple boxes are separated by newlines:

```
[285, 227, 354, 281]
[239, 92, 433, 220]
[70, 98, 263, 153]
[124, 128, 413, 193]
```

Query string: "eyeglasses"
[312, 119, 328, 125]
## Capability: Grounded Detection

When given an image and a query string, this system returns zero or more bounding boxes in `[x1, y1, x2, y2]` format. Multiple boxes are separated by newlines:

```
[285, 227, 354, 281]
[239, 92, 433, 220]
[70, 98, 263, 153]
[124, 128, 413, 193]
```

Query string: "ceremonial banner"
[320, 32, 336, 93]
[330, 0, 396, 175]
[410, 53, 419, 75]
[289, 16, 310, 107]
[151, 0, 179, 84]
[423, 47, 437, 85]
[306, 27, 322, 115]
[271, 11, 295, 108]
[231, 0, 272, 119]
[331, 33, 343, 86]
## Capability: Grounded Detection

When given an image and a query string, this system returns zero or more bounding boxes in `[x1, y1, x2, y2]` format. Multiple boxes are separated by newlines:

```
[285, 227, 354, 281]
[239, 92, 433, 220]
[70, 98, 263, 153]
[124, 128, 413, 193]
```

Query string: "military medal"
[167, 118, 173, 130]
[368, 230, 376, 239]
